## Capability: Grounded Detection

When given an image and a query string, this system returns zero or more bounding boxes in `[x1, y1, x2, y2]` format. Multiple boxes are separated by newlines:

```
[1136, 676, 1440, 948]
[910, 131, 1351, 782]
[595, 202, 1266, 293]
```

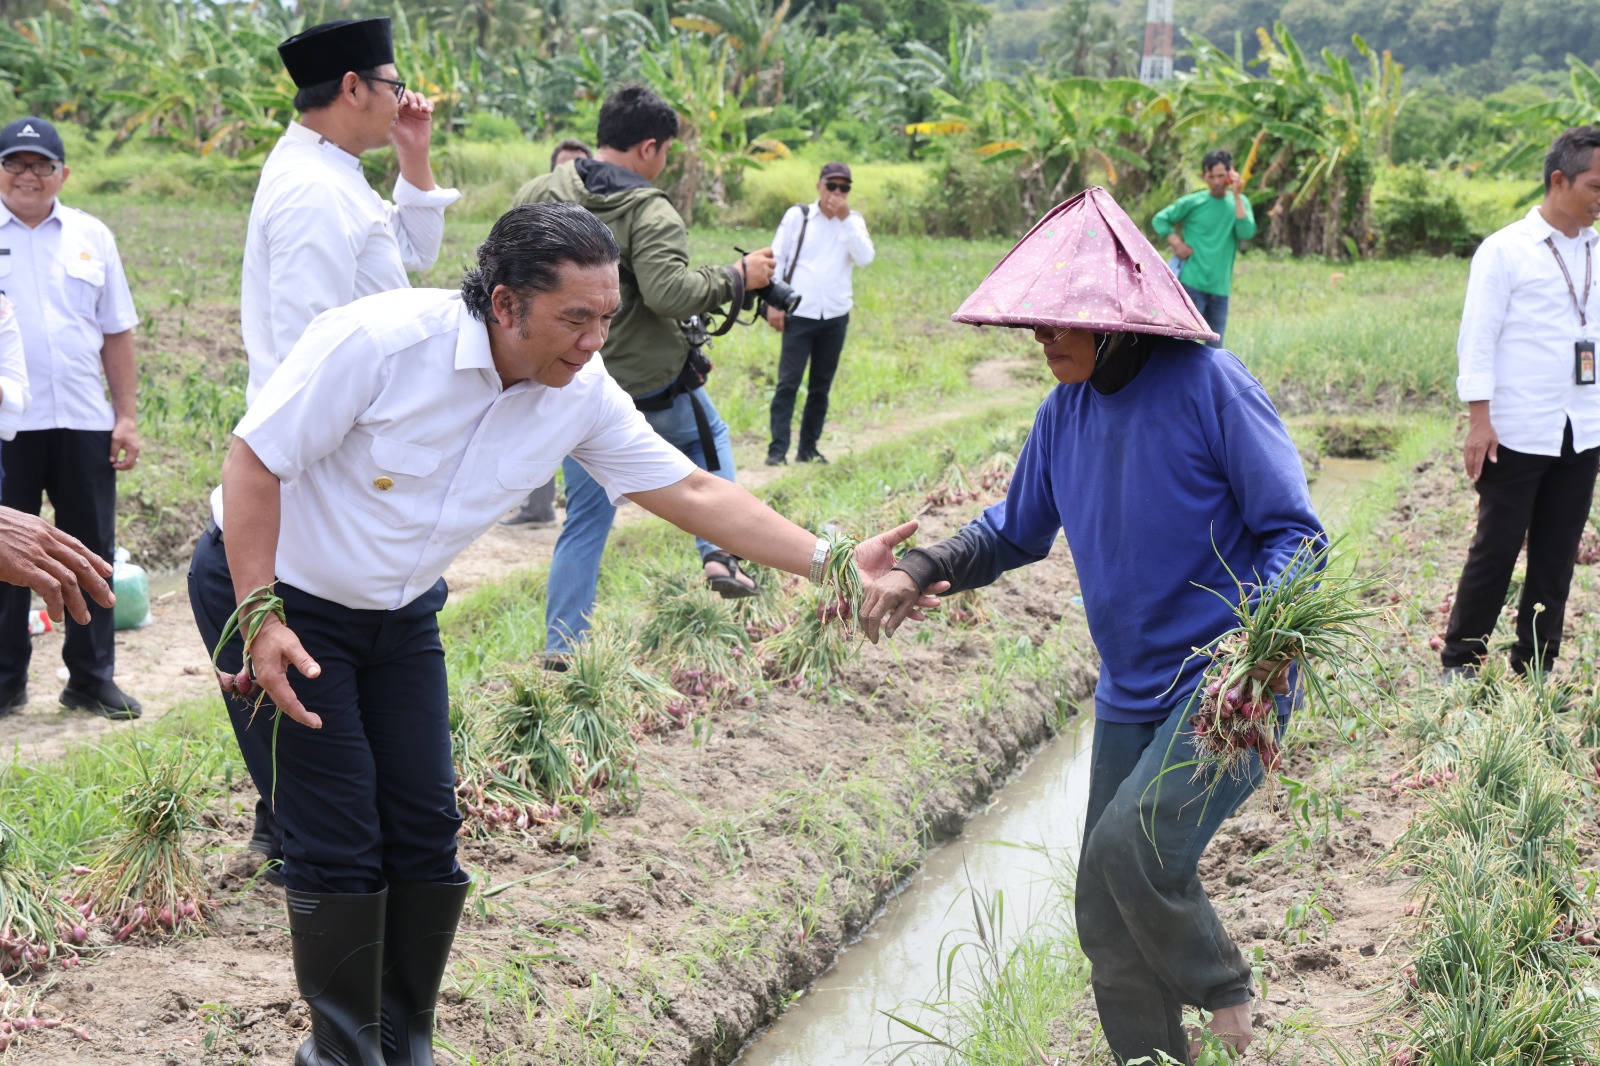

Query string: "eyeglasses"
[1, 157, 60, 178]
[363, 75, 406, 101]
[824, 181, 851, 193]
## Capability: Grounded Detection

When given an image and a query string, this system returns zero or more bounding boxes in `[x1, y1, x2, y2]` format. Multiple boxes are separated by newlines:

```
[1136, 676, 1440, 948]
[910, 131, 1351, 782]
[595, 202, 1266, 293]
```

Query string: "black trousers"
[0, 429, 117, 695]
[1443, 420, 1600, 672]
[768, 313, 849, 461]
[188, 527, 462, 894]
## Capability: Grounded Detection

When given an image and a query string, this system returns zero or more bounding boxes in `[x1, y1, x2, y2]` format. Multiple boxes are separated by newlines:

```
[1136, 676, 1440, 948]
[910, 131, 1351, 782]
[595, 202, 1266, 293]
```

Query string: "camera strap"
[782, 204, 812, 285]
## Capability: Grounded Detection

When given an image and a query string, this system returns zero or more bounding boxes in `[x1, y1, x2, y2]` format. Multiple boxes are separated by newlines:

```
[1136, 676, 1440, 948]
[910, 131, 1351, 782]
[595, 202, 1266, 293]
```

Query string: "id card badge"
[1579, 339, 1597, 386]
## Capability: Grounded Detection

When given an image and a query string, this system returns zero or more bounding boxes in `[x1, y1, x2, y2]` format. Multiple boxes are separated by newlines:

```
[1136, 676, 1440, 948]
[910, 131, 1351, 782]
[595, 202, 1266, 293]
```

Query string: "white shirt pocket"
[365, 434, 443, 523]
[61, 253, 106, 318]
[496, 458, 559, 492]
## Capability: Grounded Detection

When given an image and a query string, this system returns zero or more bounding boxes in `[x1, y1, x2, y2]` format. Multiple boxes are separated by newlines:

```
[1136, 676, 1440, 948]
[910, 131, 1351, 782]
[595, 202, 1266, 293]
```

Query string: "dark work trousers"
[1076, 692, 1289, 1063]
[768, 313, 849, 462]
[1442, 420, 1600, 673]
[0, 429, 117, 696]
[188, 526, 462, 894]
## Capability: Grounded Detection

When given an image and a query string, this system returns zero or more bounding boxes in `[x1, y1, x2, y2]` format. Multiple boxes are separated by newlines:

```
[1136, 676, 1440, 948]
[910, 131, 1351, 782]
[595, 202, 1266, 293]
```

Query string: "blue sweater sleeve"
[1211, 382, 1326, 586]
[892, 397, 1062, 593]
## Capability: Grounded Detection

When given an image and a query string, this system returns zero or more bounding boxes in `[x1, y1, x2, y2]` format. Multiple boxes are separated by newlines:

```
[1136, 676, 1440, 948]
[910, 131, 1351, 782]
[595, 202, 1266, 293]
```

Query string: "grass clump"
[0, 820, 85, 976]
[72, 747, 211, 942]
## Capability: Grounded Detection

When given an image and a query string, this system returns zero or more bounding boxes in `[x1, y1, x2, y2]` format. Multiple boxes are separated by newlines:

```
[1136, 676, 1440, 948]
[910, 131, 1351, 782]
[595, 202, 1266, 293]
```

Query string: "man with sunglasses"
[241, 16, 459, 404]
[0, 116, 142, 722]
[231, 16, 459, 882]
[764, 161, 875, 466]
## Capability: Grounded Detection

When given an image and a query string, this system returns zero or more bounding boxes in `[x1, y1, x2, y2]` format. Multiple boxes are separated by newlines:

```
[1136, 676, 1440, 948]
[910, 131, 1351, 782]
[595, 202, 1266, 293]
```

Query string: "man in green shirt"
[1152, 149, 1256, 344]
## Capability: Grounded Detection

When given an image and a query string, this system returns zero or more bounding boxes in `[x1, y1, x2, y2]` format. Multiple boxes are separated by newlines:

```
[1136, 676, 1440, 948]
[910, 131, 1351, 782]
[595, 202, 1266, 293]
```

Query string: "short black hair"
[1544, 126, 1600, 192]
[596, 84, 678, 153]
[461, 202, 620, 323]
[549, 138, 593, 171]
[1202, 149, 1234, 173]
[293, 69, 379, 113]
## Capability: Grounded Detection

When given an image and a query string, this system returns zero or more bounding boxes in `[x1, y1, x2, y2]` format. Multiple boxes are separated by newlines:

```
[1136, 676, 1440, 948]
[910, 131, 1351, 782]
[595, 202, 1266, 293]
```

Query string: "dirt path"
[0, 364, 1042, 765]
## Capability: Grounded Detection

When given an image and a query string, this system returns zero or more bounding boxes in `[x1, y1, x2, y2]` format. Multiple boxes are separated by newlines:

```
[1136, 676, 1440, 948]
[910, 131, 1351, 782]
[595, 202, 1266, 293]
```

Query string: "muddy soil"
[2, 363, 1055, 1064]
[6, 494, 1099, 1065]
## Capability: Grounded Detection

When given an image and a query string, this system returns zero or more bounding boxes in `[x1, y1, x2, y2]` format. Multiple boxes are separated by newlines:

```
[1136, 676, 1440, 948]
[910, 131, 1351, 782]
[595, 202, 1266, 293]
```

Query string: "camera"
[747, 277, 802, 315]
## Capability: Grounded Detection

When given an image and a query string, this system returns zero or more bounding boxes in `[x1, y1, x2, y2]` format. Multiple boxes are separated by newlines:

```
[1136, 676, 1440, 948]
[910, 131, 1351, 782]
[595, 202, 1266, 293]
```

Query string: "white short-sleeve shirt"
[217, 287, 696, 611]
[0, 200, 137, 432]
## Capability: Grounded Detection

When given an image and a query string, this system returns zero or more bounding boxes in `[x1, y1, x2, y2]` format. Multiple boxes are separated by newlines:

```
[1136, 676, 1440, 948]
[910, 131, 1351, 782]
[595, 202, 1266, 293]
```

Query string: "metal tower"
[1139, 0, 1175, 84]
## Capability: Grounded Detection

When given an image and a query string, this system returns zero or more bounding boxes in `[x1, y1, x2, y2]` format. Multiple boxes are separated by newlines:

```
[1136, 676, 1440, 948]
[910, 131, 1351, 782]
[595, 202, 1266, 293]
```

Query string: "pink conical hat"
[952, 186, 1219, 343]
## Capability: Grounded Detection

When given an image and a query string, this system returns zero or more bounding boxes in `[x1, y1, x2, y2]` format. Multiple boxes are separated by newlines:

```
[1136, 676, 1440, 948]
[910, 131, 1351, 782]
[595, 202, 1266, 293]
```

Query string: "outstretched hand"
[0, 506, 114, 624]
[852, 521, 950, 644]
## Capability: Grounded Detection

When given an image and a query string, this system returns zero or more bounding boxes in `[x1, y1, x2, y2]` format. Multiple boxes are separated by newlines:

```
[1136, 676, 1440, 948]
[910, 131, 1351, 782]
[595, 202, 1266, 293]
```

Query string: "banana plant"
[1492, 56, 1600, 188]
[1185, 23, 1406, 257]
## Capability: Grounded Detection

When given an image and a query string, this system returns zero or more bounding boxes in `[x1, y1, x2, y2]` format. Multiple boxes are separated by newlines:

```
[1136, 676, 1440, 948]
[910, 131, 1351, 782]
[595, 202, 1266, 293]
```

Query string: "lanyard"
[1545, 235, 1593, 330]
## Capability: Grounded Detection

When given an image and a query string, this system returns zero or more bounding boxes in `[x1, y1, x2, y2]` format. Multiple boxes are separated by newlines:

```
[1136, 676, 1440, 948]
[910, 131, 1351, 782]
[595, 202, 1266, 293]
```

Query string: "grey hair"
[1544, 126, 1600, 192]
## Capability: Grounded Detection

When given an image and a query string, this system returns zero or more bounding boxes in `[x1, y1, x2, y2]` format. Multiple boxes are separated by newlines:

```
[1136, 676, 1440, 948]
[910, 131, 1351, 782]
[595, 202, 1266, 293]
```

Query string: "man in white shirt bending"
[235, 16, 460, 875]
[1443, 125, 1600, 680]
[189, 202, 927, 1066]
[241, 16, 459, 403]
[764, 161, 875, 466]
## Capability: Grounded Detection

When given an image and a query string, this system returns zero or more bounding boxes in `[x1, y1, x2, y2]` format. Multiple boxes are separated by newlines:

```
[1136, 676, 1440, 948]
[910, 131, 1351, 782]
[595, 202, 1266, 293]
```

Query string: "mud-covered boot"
[380, 878, 471, 1066]
[286, 887, 389, 1066]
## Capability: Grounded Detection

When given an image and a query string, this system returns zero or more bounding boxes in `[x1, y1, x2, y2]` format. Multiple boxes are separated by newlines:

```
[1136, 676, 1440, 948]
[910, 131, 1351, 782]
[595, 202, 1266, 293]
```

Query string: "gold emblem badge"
[374, 476, 394, 491]
[79, 251, 90, 260]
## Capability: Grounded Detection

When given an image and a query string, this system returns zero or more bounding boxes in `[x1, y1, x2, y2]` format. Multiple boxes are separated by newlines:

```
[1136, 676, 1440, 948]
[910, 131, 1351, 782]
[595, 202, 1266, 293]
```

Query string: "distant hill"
[978, 0, 1600, 76]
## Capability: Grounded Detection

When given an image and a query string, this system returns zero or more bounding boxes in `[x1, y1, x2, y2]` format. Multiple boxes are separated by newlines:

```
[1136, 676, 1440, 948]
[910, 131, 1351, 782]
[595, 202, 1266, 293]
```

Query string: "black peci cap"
[0, 117, 65, 163]
[278, 18, 395, 89]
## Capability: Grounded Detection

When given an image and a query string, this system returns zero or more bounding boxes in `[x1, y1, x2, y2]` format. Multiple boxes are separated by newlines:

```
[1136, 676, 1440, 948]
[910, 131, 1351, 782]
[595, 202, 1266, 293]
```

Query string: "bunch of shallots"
[1186, 537, 1386, 781]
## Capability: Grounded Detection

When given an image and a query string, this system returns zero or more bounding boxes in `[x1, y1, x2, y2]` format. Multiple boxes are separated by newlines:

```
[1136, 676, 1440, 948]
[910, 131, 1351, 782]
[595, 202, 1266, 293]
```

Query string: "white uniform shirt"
[1457, 206, 1600, 455]
[0, 296, 27, 440]
[772, 202, 875, 320]
[217, 288, 696, 611]
[240, 121, 461, 403]
[0, 200, 137, 432]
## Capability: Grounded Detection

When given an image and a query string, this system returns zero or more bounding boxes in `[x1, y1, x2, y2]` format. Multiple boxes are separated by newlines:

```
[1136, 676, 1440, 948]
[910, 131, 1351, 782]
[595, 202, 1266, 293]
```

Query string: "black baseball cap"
[819, 162, 852, 183]
[0, 117, 65, 163]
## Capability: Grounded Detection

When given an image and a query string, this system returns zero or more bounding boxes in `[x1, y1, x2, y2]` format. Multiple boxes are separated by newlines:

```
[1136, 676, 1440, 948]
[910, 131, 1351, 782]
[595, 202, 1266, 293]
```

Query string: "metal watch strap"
[808, 537, 829, 586]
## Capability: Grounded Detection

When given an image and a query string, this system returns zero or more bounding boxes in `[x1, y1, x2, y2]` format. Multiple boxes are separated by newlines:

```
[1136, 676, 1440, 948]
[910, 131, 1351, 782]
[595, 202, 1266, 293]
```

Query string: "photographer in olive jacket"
[512, 83, 777, 661]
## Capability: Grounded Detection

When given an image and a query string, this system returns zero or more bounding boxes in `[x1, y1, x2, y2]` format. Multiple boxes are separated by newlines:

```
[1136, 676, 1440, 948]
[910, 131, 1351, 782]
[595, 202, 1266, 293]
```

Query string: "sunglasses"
[824, 181, 851, 193]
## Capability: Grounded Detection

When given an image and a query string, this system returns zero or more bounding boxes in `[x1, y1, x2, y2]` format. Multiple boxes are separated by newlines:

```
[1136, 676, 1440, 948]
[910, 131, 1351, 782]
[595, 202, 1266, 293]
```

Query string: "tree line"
[0, 0, 1597, 256]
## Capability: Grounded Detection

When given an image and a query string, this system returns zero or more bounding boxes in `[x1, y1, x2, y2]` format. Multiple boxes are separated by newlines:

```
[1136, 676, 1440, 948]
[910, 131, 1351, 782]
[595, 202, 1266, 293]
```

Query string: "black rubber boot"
[286, 888, 390, 1066]
[380, 879, 471, 1066]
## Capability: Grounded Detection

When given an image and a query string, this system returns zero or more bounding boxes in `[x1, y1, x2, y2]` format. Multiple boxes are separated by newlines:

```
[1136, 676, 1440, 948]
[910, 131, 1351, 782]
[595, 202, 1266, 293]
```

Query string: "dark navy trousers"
[188, 526, 462, 894]
[0, 429, 118, 695]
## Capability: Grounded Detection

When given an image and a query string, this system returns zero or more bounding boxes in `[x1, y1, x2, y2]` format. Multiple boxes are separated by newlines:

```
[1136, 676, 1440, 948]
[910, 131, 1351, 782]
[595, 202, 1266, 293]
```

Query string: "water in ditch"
[730, 457, 1385, 1065]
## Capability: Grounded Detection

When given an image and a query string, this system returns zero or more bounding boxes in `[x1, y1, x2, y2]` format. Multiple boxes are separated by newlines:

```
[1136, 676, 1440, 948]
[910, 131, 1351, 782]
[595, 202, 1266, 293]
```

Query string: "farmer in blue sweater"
[861, 188, 1323, 1062]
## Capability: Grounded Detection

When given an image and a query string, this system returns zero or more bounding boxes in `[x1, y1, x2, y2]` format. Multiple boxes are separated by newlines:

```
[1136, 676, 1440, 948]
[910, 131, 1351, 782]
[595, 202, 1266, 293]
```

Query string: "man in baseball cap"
[0, 118, 66, 165]
[763, 159, 875, 466]
[0, 113, 143, 723]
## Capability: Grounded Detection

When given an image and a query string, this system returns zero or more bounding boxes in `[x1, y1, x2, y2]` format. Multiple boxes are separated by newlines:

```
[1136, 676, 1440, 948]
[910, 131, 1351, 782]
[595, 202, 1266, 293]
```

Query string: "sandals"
[703, 551, 760, 599]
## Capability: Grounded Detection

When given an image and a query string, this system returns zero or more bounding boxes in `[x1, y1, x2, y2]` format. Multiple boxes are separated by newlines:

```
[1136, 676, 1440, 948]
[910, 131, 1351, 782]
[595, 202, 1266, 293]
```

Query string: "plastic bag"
[111, 547, 152, 631]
